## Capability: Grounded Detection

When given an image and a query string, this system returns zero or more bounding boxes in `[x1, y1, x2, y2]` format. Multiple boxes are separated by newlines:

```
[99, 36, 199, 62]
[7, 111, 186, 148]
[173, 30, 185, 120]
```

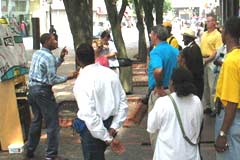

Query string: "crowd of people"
[145, 15, 240, 160]
[23, 14, 240, 160]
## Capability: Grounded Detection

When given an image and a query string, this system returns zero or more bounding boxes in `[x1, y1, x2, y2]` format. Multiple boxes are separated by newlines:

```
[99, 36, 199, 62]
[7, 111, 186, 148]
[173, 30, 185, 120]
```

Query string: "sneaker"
[45, 156, 68, 160]
[23, 149, 34, 160]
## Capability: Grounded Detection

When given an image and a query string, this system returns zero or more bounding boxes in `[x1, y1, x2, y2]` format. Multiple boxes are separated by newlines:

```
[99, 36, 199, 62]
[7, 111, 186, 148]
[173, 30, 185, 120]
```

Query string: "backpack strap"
[168, 36, 175, 45]
[168, 94, 199, 145]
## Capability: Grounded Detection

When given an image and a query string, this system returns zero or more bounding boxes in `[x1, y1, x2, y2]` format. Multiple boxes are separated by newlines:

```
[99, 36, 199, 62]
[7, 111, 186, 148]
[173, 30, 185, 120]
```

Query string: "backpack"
[169, 36, 182, 51]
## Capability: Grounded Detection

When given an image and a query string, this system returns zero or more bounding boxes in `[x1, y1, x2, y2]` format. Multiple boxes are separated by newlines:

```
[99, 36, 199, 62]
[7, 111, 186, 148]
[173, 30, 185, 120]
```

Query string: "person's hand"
[154, 86, 167, 97]
[60, 46, 68, 59]
[110, 139, 125, 155]
[105, 139, 112, 146]
[215, 135, 229, 152]
[67, 71, 78, 80]
[109, 128, 117, 138]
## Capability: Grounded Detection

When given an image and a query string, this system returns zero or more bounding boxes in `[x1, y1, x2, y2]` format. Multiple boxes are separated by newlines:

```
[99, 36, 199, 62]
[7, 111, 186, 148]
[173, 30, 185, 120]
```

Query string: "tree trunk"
[104, 0, 132, 93]
[154, 0, 164, 25]
[63, 0, 93, 49]
[104, 0, 127, 58]
[134, 0, 147, 62]
[142, 0, 154, 37]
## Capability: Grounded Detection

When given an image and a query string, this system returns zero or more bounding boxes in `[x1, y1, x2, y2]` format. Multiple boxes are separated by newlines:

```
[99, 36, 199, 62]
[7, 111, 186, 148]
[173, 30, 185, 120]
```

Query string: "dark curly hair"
[171, 67, 197, 97]
[100, 30, 111, 39]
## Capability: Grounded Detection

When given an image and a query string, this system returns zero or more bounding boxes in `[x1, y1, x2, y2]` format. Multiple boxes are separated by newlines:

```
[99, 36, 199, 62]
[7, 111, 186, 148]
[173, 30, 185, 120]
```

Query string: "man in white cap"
[179, 28, 204, 99]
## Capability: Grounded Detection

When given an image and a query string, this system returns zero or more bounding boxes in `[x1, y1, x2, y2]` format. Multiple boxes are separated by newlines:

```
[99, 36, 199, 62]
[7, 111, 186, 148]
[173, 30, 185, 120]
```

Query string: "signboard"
[0, 18, 28, 82]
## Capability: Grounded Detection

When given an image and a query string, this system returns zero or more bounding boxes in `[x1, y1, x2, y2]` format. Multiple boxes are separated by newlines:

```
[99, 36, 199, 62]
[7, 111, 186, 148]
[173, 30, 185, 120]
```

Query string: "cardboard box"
[8, 144, 24, 154]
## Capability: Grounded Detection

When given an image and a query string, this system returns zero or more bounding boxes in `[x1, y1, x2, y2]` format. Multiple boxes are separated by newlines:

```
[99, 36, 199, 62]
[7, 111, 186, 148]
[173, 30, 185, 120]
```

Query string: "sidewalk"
[0, 46, 216, 160]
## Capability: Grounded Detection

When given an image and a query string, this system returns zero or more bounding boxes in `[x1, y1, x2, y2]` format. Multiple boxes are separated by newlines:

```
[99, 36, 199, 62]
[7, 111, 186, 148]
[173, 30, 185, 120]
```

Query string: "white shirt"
[73, 63, 128, 141]
[100, 41, 119, 67]
[147, 92, 203, 160]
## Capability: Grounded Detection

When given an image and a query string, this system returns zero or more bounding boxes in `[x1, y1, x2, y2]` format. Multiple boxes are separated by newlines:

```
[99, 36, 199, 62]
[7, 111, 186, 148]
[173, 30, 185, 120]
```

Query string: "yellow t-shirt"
[167, 36, 179, 49]
[215, 48, 240, 108]
[200, 29, 223, 57]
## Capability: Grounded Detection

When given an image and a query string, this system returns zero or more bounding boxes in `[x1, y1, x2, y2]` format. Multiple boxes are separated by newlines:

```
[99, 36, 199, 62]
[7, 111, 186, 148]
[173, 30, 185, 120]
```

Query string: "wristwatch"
[220, 130, 226, 137]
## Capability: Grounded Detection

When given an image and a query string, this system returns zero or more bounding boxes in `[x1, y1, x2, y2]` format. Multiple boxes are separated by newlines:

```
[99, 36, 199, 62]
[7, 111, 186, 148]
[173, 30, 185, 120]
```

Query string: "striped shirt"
[28, 47, 67, 86]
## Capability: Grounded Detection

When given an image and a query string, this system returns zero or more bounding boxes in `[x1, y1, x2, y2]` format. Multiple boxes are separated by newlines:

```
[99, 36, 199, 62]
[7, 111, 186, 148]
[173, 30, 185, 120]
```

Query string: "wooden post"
[0, 79, 24, 150]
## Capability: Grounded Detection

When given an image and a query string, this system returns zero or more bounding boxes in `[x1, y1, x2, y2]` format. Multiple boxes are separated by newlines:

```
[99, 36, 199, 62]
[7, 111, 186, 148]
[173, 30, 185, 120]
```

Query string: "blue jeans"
[80, 116, 113, 160]
[215, 109, 240, 160]
[27, 85, 60, 158]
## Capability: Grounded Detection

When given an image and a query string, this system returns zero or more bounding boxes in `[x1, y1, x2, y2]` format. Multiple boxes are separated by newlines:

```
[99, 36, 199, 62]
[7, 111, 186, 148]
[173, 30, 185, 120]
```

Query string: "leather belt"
[31, 79, 52, 88]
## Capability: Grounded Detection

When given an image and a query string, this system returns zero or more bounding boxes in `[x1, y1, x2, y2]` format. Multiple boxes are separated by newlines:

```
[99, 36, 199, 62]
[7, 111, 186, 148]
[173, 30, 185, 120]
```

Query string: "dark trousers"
[194, 78, 204, 100]
[80, 116, 113, 160]
[27, 85, 59, 158]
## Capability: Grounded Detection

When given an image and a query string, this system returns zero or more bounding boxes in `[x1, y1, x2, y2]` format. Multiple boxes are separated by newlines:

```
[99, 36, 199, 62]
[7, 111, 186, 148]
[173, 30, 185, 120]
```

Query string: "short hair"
[100, 30, 111, 39]
[151, 25, 169, 41]
[224, 16, 240, 41]
[40, 33, 51, 45]
[171, 67, 197, 97]
[206, 13, 217, 21]
[76, 43, 95, 67]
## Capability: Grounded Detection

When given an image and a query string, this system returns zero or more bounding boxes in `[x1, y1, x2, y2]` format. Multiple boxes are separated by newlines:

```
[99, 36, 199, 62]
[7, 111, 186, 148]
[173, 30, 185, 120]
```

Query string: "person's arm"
[204, 51, 217, 64]
[105, 41, 117, 59]
[46, 56, 68, 85]
[109, 82, 128, 133]
[74, 86, 113, 143]
[154, 68, 166, 96]
[56, 47, 68, 67]
[215, 57, 239, 152]
[215, 102, 237, 152]
[150, 50, 166, 96]
[104, 52, 117, 58]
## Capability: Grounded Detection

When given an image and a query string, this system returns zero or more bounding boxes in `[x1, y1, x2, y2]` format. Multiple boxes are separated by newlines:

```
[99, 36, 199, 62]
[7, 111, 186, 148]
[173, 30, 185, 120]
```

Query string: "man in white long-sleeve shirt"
[73, 43, 128, 160]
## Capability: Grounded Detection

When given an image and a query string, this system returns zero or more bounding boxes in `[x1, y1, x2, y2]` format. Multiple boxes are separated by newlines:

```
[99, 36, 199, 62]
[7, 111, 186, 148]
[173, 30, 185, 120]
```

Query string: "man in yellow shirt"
[200, 14, 222, 115]
[214, 16, 240, 160]
[162, 21, 181, 50]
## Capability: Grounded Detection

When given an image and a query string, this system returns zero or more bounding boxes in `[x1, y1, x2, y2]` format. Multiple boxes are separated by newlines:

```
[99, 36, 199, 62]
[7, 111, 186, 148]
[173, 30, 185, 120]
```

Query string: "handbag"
[72, 118, 86, 134]
[168, 94, 199, 145]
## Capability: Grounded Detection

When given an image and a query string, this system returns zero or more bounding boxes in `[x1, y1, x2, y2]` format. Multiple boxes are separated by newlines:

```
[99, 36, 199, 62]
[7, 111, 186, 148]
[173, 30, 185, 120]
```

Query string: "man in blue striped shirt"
[25, 33, 77, 160]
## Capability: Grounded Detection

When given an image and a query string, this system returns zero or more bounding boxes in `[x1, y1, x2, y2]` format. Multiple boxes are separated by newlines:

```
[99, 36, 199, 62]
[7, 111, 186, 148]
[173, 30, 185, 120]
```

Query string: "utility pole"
[47, 0, 52, 26]
[0, 0, 2, 17]
[47, 0, 57, 37]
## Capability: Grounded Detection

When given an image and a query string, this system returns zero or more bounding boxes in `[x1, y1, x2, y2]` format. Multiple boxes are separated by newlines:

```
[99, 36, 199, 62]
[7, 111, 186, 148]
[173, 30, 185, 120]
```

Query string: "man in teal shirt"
[148, 25, 178, 149]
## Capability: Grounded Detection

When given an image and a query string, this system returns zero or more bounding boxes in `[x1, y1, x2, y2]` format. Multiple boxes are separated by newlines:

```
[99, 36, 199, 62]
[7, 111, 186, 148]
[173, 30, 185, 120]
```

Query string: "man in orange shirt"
[200, 14, 222, 115]
[214, 16, 240, 160]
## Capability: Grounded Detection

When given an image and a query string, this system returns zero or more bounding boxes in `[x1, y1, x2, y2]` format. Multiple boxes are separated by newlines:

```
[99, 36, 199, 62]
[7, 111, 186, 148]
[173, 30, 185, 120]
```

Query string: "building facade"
[220, 0, 240, 24]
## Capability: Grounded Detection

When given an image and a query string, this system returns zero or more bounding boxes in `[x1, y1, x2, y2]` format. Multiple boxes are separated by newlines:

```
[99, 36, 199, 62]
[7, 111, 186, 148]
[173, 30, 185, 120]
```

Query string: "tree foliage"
[163, 0, 172, 13]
